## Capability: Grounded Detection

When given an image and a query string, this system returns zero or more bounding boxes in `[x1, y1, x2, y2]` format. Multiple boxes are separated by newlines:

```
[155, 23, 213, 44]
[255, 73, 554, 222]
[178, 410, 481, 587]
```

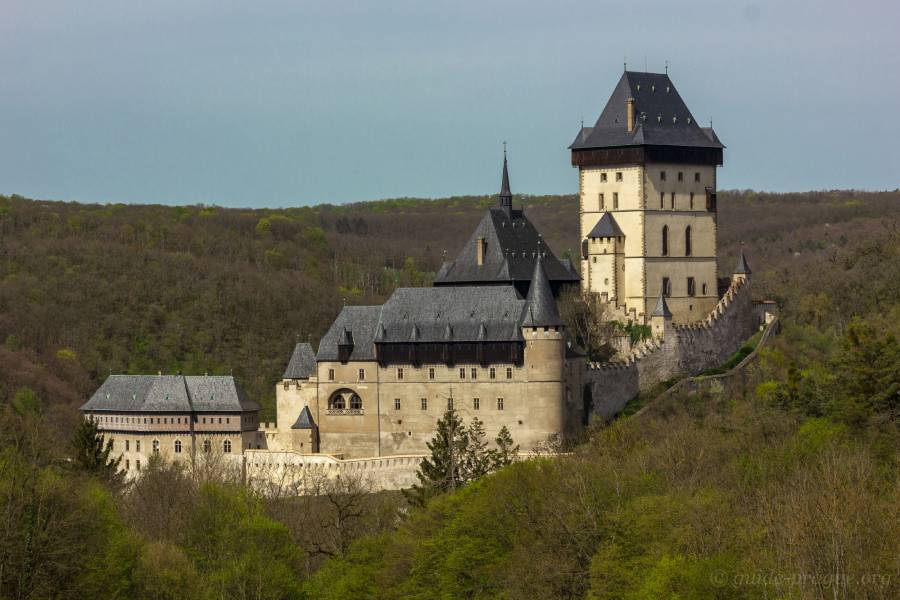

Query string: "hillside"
[1, 190, 898, 427]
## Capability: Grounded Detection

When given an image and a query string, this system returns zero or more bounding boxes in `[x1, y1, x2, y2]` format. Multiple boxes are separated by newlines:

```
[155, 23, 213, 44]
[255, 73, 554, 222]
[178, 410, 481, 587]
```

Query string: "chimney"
[476, 237, 486, 266]
[626, 97, 635, 132]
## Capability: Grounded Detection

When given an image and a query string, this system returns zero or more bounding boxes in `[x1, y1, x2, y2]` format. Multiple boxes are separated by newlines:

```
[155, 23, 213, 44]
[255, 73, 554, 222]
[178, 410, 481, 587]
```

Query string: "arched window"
[152, 439, 160, 454]
[174, 439, 182, 454]
[223, 440, 232, 453]
[203, 439, 211, 453]
[329, 394, 346, 410]
[685, 226, 692, 256]
[661, 226, 669, 256]
[327, 389, 363, 412]
[350, 394, 363, 410]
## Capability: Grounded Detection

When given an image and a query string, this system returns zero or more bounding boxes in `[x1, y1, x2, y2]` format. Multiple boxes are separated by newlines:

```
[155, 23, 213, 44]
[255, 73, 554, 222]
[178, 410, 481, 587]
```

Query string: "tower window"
[660, 171, 666, 181]
[421, 398, 427, 410]
[429, 367, 435, 380]
[615, 172, 623, 182]
[358, 368, 365, 381]
[685, 226, 692, 256]
[489, 367, 496, 379]
[397, 368, 403, 380]
[599, 193, 604, 210]
[613, 192, 619, 209]
[662, 226, 669, 256]
[660, 192, 664, 209]
[473, 398, 480, 410]
[328, 369, 334, 381]
[694, 172, 701, 182]
[662, 277, 671, 297]
[471, 368, 477, 380]
[459, 368, 466, 379]
[223, 440, 232, 453]
[394, 398, 401, 410]
[497, 398, 505, 410]
[670, 192, 675, 209]
[690, 192, 695, 210]
[687, 277, 696, 296]
[678, 172, 684, 182]
[600, 172, 607, 182]
[174, 440, 182, 453]
[506, 367, 513, 379]
[702, 283, 708, 295]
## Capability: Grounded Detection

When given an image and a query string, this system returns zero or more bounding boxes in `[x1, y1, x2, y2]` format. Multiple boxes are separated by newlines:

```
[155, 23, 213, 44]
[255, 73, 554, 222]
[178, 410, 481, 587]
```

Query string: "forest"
[0, 188, 898, 598]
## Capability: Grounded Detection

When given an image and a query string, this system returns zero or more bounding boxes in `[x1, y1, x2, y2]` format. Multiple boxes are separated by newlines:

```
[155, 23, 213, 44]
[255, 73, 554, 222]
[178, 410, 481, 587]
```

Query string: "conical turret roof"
[734, 250, 752, 275]
[521, 256, 563, 327]
[651, 291, 673, 318]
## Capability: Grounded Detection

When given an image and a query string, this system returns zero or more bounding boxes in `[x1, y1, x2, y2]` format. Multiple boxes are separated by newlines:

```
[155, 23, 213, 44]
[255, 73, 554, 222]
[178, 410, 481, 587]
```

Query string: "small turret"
[732, 250, 752, 284]
[521, 256, 563, 328]
[649, 290, 672, 339]
[498, 146, 513, 216]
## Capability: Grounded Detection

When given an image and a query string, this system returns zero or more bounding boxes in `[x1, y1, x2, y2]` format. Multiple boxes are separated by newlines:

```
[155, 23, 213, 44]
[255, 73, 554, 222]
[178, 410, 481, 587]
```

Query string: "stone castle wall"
[584, 278, 763, 421]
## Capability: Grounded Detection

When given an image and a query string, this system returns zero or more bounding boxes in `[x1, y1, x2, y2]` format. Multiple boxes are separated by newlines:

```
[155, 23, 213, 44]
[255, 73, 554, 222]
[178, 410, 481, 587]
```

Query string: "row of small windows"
[660, 277, 706, 297]
[93, 415, 234, 426]
[597, 171, 702, 184]
[111, 438, 233, 455]
[595, 191, 704, 211]
[328, 366, 516, 382]
[660, 226, 692, 257]
[393, 397, 505, 411]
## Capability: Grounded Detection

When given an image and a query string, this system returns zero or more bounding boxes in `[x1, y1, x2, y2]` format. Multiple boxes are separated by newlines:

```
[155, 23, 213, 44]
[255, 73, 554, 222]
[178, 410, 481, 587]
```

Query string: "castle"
[81, 70, 768, 482]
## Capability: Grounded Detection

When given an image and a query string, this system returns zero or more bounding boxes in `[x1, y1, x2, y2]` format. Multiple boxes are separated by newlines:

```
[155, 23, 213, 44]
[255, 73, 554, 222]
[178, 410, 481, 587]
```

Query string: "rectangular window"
[358, 368, 365, 381]
[678, 171, 684, 182]
[598, 192, 604, 210]
[506, 367, 513, 379]
[687, 277, 696, 296]
[613, 192, 619, 209]
[397, 368, 404, 380]
[690, 192, 694, 210]
[660, 192, 664, 209]
[615, 172, 623, 182]
[702, 283, 708, 295]
[126, 459, 130, 470]
[136, 460, 141, 471]
[489, 367, 496, 380]
[283, 381, 289, 390]
[394, 398, 401, 410]
[660, 170, 666, 181]
[670, 192, 675, 209]
[110, 438, 115, 450]
[125, 440, 130, 451]
[459, 368, 466, 379]
[136, 440, 141, 452]
[600, 172, 607, 182]
[497, 397, 504, 410]
[473, 398, 480, 410]
[420, 398, 427, 410]
[694, 172, 701, 182]
[428, 367, 435, 380]
[470, 368, 477, 380]
[662, 277, 671, 297]
[328, 369, 335, 381]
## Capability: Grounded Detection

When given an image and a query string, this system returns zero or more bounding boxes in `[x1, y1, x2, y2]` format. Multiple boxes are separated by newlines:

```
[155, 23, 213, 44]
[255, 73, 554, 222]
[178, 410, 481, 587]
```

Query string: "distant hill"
[1, 189, 898, 422]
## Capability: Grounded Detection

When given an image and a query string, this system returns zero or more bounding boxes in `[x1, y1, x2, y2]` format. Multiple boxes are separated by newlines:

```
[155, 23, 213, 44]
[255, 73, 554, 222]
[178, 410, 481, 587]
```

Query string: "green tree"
[492, 425, 519, 469]
[406, 404, 469, 505]
[464, 417, 493, 480]
[71, 416, 123, 486]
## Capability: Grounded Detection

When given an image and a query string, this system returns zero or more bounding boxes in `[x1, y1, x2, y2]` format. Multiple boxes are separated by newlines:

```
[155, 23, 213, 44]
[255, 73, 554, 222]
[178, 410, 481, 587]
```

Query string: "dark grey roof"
[377, 286, 525, 343]
[734, 250, 752, 275]
[570, 71, 724, 151]
[433, 208, 580, 288]
[521, 257, 564, 327]
[317, 306, 382, 361]
[283, 343, 317, 379]
[81, 375, 258, 413]
[587, 213, 625, 238]
[651, 292, 673, 318]
[291, 406, 315, 430]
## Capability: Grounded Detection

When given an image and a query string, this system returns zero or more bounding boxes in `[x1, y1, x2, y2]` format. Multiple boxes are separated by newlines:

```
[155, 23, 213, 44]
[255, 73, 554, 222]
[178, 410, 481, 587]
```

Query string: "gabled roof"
[283, 343, 317, 379]
[734, 250, 752, 275]
[376, 286, 525, 343]
[317, 306, 382, 361]
[587, 213, 625, 238]
[570, 71, 724, 151]
[651, 292, 673, 318]
[81, 375, 258, 413]
[291, 406, 316, 430]
[521, 257, 564, 327]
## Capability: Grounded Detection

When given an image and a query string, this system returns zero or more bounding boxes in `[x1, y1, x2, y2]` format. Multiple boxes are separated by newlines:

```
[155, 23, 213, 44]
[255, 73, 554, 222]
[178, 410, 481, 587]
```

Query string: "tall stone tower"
[570, 71, 724, 324]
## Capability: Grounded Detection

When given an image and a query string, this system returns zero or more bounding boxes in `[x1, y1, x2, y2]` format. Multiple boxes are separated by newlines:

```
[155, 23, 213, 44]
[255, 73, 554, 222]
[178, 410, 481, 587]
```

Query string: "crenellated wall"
[584, 278, 764, 421]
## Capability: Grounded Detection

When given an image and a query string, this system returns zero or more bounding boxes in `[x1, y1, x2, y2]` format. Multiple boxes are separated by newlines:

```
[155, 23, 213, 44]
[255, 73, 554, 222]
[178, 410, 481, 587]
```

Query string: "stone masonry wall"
[584, 278, 761, 421]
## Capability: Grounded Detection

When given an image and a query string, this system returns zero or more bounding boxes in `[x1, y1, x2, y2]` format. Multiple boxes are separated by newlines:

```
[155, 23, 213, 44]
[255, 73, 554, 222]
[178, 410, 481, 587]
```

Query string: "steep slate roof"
[434, 156, 579, 290]
[291, 406, 316, 430]
[587, 212, 625, 238]
[317, 306, 382, 361]
[521, 257, 564, 327]
[283, 343, 317, 379]
[376, 286, 526, 343]
[570, 71, 724, 151]
[651, 292, 673, 318]
[734, 250, 752, 275]
[81, 375, 258, 413]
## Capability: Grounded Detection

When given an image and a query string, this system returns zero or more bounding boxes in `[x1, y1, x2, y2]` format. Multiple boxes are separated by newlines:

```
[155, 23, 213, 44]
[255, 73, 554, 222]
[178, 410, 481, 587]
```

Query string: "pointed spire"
[734, 250, 752, 275]
[651, 290, 673, 318]
[499, 143, 512, 214]
[291, 405, 316, 429]
[521, 255, 563, 327]
[338, 327, 353, 347]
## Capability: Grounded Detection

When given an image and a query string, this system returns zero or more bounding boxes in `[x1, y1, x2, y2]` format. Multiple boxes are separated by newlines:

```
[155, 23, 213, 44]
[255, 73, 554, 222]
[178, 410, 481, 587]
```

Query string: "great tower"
[571, 70, 724, 324]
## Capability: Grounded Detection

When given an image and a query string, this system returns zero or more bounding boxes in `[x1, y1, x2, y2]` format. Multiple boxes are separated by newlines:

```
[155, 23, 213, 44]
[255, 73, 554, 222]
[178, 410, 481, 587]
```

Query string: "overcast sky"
[1, 0, 897, 207]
